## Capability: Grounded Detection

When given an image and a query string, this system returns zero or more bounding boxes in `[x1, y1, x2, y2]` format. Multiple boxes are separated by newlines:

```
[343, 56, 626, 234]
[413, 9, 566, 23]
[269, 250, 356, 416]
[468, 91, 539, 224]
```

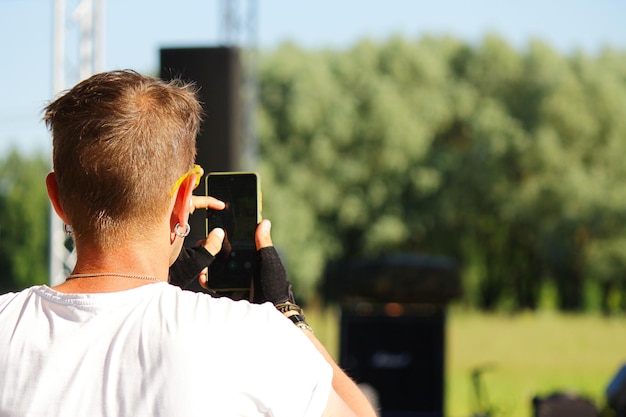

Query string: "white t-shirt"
[0, 282, 332, 417]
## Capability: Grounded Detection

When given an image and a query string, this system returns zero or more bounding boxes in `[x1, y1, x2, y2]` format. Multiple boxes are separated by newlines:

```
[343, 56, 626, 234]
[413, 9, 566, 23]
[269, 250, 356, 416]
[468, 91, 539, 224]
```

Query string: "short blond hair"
[43, 70, 202, 248]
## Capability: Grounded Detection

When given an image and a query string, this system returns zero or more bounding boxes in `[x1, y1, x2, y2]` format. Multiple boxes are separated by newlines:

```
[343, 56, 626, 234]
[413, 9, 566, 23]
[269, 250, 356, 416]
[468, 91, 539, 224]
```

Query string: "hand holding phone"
[206, 172, 261, 295]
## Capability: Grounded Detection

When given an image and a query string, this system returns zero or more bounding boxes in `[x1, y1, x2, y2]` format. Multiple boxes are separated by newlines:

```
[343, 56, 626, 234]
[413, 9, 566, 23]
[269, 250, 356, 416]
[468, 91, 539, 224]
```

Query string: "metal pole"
[242, 0, 259, 170]
[49, 0, 102, 285]
[49, 0, 67, 286]
[94, 0, 105, 73]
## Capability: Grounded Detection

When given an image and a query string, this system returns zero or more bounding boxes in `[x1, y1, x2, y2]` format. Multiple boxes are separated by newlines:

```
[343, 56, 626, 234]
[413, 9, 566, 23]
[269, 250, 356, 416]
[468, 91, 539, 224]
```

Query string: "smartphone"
[205, 172, 261, 294]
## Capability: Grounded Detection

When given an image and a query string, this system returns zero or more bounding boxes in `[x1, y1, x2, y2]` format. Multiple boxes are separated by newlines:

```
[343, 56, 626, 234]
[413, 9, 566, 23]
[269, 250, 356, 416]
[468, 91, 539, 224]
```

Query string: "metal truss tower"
[219, 0, 259, 170]
[49, 0, 105, 286]
[49, 0, 258, 285]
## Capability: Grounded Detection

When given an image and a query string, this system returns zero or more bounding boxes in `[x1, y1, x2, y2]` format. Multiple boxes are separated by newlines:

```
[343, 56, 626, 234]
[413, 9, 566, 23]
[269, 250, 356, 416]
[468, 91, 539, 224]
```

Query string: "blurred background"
[2, 1, 626, 416]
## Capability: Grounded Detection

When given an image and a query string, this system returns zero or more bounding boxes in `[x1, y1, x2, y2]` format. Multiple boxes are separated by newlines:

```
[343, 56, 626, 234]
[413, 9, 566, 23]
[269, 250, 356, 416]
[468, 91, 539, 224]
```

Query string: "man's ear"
[46, 172, 70, 224]
[171, 173, 197, 227]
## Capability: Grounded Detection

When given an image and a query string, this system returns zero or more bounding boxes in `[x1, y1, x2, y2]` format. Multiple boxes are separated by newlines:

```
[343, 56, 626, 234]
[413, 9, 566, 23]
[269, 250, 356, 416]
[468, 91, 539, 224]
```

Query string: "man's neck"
[53, 238, 171, 294]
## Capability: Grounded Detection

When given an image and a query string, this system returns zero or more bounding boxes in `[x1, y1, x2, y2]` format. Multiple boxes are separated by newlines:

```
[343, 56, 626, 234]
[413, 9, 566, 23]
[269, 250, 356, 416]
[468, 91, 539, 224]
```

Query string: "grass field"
[307, 307, 626, 417]
[446, 309, 626, 417]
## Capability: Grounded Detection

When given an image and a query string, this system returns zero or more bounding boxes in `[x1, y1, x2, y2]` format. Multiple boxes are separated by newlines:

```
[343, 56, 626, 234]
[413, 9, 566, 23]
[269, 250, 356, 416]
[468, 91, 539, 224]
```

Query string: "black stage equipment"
[160, 46, 243, 246]
[328, 253, 461, 417]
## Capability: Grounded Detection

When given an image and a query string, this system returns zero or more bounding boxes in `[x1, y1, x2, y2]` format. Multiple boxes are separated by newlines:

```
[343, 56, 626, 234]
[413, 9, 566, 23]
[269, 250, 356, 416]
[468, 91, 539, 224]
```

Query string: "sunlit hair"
[43, 70, 202, 249]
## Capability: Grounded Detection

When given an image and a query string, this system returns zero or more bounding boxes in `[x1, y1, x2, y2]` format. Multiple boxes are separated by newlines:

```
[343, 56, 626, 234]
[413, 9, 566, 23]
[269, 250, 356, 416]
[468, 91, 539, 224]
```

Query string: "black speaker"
[323, 253, 461, 306]
[340, 308, 446, 417]
[160, 46, 243, 245]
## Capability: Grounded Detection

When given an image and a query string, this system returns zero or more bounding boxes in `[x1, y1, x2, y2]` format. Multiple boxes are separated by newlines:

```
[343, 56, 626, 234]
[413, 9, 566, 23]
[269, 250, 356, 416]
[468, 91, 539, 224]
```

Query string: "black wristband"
[287, 314, 307, 325]
[286, 313, 313, 332]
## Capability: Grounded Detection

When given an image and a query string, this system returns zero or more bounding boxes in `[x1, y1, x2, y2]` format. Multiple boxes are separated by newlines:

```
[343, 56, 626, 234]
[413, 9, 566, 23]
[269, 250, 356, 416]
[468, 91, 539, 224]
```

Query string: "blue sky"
[1, 0, 625, 157]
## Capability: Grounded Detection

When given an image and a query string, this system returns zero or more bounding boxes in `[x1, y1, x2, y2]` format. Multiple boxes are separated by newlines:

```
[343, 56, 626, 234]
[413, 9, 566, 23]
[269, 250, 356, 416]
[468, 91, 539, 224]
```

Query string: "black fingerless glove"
[253, 247, 295, 305]
[169, 246, 215, 289]
[254, 247, 312, 331]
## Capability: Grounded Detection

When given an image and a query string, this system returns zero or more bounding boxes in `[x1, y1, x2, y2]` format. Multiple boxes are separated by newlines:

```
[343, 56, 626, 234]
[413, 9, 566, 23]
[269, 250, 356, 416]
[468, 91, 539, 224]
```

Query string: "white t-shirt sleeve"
[205, 299, 333, 417]
[247, 303, 333, 417]
[171, 292, 334, 417]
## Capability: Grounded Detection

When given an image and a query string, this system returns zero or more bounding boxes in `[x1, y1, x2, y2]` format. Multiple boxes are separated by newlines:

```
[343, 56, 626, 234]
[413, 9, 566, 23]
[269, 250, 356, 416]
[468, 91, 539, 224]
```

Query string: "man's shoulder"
[0, 286, 41, 307]
[0, 290, 18, 309]
[156, 284, 279, 321]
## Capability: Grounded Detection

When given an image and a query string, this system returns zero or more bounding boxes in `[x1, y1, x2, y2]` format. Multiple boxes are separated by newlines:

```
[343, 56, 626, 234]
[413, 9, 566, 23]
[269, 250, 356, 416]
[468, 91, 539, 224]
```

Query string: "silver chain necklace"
[66, 272, 161, 282]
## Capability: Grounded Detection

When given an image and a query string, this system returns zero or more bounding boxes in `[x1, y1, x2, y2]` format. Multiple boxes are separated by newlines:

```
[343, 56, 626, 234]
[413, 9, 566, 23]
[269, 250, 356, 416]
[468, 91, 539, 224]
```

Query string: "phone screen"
[206, 172, 260, 293]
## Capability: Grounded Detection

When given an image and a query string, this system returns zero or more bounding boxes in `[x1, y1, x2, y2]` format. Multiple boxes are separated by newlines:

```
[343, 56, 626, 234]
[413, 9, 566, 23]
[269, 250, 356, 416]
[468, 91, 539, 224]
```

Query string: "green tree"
[257, 35, 626, 311]
[257, 38, 461, 300]
[0, 150, 51, 293]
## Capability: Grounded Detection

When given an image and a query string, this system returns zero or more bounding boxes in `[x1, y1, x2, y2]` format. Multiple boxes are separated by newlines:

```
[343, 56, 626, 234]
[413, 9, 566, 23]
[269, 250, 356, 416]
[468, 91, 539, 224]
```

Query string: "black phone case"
[206, 172, 260, 293]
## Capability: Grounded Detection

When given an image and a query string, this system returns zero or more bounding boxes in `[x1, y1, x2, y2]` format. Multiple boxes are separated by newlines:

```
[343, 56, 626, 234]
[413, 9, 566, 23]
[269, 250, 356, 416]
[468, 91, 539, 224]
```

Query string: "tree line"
[257, 34, 626, 312]
[3, 34, 626, 312]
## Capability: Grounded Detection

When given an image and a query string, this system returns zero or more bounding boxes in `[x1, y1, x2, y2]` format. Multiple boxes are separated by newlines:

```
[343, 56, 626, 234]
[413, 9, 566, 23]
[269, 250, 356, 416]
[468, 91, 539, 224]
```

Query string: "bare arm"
[302, 328, 378, 417]
[254, 220, 377, 417]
